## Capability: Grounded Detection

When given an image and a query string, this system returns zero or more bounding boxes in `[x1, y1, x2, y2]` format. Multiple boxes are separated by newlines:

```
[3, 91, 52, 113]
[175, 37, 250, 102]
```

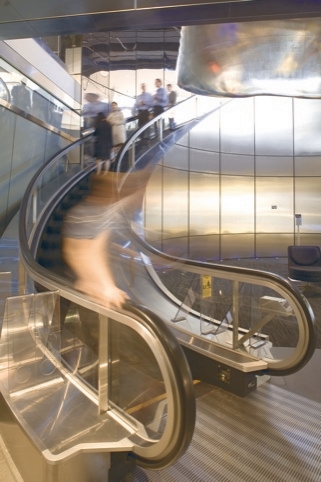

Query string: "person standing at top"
[93, 112, 113, 174]
[166, 84, 177, 130]
[11, 78, 31, 112]
[132, 83, 154, 130]
[107, 101, 126, 152]
[167, 84, 177, 108]
[153, 78, 168, 137]
[153, 78, 168, 117]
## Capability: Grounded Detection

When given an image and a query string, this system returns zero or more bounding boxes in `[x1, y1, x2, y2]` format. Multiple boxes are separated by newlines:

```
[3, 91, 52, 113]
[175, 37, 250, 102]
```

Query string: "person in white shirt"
[107, 102, 126, 158]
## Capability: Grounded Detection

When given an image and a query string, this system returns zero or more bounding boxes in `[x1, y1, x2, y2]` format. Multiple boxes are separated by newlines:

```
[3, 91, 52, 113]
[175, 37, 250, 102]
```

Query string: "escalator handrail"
[123, 201, 317, 376]
[18, 132, 196, 469]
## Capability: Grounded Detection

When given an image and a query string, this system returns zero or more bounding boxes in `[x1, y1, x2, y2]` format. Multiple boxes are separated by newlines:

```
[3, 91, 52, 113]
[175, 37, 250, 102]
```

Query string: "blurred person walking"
[62, 168, 152, 309]
[82, 93, 110, 129]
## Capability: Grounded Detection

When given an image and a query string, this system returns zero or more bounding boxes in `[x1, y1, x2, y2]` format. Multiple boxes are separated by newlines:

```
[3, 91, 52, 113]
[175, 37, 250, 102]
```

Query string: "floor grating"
[134, 382, 321, 482]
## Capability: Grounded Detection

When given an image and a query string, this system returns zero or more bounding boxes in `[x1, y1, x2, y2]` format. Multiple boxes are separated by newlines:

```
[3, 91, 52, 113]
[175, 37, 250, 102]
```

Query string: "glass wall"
[0, 58, 80, 136]
[0, 55, 81, 236]
[0, 106, 70, 235]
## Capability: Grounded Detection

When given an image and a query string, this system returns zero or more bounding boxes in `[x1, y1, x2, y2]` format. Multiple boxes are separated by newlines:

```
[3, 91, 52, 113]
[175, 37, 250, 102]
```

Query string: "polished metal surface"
[177, 19, 321, 98]
[146, 94, 321, 259]
[256, 177, 293, 233]
[221, 176, 254, 234]
[82, 29, 181, 77]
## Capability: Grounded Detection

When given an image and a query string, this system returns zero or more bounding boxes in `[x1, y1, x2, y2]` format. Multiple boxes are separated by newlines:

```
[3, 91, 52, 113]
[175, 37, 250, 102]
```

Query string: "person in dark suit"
[93, 112, 113, 174]
[167, 84, 177, 130]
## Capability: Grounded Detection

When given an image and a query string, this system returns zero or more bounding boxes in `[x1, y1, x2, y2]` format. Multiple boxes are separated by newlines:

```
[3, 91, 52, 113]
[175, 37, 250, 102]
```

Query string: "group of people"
[85, 79, 177, 173]
[132, 79, 177, 135]
[93, 101, 126, 174]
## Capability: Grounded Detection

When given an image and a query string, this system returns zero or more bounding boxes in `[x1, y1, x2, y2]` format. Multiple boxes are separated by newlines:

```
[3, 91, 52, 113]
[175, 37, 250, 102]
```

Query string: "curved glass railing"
[134, 248, 316, 376]
[113, 100, 317, 377]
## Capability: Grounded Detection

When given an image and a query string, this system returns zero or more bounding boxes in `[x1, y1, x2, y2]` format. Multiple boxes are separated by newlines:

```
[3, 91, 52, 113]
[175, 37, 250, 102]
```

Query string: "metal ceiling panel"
[0, 23, 39, 40]
[1, 0, 134, 20]
[26, 16, 99, 37]
[81, 29, 181, 76]
[137, 0, 249, 8]
[1, 1, 321, 41]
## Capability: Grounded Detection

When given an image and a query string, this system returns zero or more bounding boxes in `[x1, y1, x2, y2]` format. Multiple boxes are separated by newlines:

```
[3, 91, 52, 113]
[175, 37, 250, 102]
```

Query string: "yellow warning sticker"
[202, 275, 212, 298]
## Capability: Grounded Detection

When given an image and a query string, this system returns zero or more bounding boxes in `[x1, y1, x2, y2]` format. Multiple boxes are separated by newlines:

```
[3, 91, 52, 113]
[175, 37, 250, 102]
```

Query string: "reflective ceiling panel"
[82, 29, 181, 76]
[177, 19, 321, 97]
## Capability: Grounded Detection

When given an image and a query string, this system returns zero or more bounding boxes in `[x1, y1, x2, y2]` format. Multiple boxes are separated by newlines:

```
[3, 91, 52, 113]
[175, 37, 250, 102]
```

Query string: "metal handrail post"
[159, 117, 163, 141]
[32, 189, 37, 224]
[130, 140, 135, 168]
[232, 280, 239, 349]
[80, 142, 84, 170]
[98, 314, 109, 413]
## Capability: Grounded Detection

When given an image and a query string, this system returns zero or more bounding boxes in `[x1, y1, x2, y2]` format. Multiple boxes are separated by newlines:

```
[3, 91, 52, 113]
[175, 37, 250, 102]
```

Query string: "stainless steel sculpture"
[177, 19, 321, 97]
